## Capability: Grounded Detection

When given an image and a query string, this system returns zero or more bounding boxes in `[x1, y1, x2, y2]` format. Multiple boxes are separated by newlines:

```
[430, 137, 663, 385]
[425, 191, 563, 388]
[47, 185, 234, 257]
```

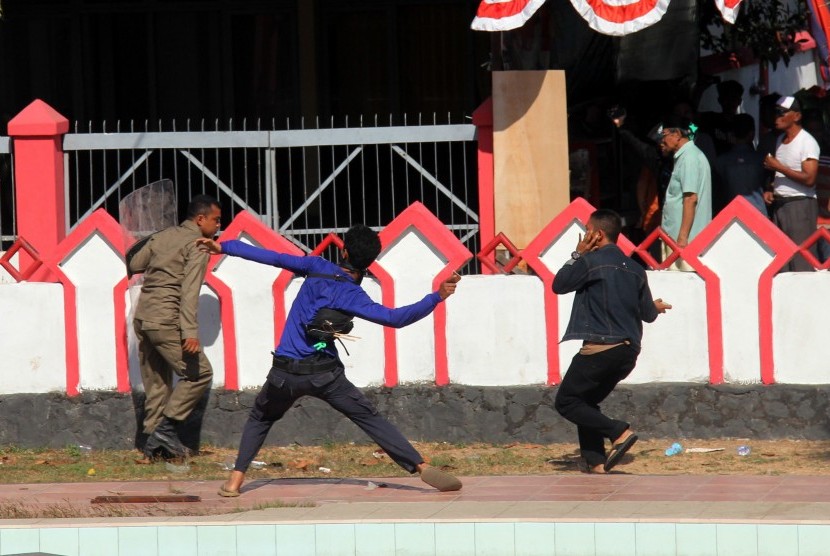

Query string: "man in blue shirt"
[712, 114, 767, 215]
[198, 224, 462, 496]
[553, 210, 671, 473]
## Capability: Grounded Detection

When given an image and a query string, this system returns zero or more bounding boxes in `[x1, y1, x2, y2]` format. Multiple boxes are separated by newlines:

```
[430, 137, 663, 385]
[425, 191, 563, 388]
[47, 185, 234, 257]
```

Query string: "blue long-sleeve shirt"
[221, 240, 443, 359]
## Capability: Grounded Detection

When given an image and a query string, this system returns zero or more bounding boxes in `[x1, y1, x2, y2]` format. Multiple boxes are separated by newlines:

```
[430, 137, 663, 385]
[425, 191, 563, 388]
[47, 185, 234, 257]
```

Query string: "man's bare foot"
[218, 470, 246, 497]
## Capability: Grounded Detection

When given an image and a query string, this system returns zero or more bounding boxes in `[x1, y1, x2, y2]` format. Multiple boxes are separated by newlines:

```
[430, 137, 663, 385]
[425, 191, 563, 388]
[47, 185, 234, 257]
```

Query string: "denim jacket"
[552, 244, 658, 352]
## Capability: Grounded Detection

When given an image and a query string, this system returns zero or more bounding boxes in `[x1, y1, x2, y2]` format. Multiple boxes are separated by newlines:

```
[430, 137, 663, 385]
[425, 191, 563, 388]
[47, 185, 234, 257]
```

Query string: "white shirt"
[773, 129, 821, 198]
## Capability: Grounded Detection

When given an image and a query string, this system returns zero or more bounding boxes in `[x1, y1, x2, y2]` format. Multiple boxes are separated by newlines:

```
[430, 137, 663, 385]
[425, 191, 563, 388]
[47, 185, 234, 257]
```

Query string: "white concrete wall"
[0, 283, 66, 393]
[5, 207, 830, 392]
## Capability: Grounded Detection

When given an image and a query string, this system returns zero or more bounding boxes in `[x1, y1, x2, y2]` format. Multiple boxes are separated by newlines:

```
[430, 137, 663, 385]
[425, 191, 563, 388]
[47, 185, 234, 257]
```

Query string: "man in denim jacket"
[553, 209, 671, 473]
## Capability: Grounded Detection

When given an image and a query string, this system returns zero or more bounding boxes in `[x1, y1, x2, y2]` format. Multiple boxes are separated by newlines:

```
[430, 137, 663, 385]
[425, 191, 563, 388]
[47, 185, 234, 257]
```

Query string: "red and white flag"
[714, 0, 742, 24]
[470, 0, 548, 31]
[568, 0, 672, 36]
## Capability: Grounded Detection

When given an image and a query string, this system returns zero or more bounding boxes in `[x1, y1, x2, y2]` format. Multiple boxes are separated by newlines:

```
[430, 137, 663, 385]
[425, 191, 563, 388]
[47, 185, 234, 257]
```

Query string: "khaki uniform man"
[128, 195, 221, 458]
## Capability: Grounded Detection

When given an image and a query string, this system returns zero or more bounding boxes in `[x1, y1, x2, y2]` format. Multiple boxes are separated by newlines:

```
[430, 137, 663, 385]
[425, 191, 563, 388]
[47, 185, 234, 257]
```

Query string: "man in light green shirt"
[659, 115, 712, 271]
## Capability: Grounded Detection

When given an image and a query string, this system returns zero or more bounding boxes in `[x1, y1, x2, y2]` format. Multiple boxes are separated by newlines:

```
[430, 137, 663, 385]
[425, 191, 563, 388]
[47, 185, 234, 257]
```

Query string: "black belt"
[773, 196, 811, 207]
[272, 354, 338, 375]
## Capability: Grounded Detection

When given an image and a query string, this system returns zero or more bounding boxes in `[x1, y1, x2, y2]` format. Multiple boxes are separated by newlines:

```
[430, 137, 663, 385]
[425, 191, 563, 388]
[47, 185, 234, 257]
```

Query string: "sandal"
[420, 467, 462, 492]
[604, 433, 638, 472]
[218, 485, 240, 498]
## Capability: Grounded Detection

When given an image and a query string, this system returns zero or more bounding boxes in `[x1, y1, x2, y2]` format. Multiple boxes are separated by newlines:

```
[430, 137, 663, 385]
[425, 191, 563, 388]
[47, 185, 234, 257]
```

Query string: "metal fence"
[60, 116, 480, 272]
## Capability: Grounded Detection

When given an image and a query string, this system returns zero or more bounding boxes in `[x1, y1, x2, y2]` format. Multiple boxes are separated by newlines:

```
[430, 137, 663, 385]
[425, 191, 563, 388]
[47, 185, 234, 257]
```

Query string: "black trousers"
[234, 366, 423, 474]
[554, 344, 638, 467]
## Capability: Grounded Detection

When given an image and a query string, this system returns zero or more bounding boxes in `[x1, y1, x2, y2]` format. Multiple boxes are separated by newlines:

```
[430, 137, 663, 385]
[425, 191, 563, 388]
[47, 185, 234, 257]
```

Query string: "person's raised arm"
[336, 273, 461, 328]
[197, 238, 314, 274]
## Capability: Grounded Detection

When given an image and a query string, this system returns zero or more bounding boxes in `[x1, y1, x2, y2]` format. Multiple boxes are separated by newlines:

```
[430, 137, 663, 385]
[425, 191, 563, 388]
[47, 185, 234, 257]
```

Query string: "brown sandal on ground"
[420, 466, 462, 492]
[218, 485, 240, 498]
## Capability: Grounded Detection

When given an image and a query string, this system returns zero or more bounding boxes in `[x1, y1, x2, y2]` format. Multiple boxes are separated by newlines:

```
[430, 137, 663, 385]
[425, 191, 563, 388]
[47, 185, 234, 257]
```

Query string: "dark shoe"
[604, 433, 638, 472]
[150, 417, 188, 459]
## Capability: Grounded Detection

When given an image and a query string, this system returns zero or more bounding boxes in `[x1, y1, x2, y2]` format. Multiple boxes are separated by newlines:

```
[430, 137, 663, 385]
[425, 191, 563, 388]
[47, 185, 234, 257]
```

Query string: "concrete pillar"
[7, 99, 69, 261]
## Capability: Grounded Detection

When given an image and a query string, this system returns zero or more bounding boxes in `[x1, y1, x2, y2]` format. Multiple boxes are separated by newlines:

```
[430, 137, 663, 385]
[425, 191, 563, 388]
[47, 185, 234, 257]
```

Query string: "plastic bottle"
[665, 442, 683, 456]
[737, 445, 751, 456]
[78, 445, 92, 457]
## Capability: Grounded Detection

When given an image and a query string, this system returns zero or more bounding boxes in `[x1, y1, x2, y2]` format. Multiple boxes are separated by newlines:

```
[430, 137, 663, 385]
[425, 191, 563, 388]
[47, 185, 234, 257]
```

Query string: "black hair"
[344, 224, 382, 271]
[730, 113, 755, 140]
[589, 209, 622, 243]
[187, 195, 220, 219]
[717, 80, 744, 98]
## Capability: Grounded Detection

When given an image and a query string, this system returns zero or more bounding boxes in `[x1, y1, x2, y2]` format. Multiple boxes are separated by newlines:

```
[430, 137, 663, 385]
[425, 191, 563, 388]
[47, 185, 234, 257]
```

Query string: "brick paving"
[4, 474, 830, 523]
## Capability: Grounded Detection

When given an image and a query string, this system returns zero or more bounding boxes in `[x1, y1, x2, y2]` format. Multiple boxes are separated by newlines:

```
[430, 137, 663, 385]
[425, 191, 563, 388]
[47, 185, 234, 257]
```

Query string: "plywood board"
[493, 71, 570, 248]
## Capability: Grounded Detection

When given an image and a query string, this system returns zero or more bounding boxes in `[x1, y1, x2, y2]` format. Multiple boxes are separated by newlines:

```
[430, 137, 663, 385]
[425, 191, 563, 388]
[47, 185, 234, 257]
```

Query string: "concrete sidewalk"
[4, 473, 830, 524]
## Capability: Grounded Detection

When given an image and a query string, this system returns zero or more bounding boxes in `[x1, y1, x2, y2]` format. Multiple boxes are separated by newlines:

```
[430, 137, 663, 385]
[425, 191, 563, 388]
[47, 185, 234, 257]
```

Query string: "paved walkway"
[3, 474, 830, 524]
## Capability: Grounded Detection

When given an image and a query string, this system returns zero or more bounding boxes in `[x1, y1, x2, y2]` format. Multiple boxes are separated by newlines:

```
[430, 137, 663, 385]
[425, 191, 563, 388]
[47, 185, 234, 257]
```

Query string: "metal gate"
[61, 117, 479, 269]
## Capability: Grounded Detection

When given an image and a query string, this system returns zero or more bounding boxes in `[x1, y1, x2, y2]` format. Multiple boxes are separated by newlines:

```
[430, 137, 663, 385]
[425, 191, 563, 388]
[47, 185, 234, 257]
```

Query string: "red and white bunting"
[472, 0, 743, 35]
[568, 0, 672, 36]
[470, 0, 548, 32]
[714, 0, 742, 24]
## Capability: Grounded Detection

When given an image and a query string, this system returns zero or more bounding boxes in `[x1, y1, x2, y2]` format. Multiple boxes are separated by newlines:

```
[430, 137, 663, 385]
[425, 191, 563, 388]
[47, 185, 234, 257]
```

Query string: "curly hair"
[343, 224, 381, 271]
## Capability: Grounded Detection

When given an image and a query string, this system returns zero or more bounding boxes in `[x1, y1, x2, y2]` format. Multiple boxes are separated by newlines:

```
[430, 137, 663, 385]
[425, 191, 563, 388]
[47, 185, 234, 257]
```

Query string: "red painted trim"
[378, 202, 473, 386]
[684, 197, 795, 385]
[0, 237, 43, 281]
[56, 267, 80, 396]
[204, 272, 238, 390]
[480, 232, 520, 274]
[519, 198, 598, 384]
[112, 276, 130, 392]
[33, 210, 127, 396]
[473, 98, 496, 275]
[214, 211, 303, 390]
[368, 262, 398, 387]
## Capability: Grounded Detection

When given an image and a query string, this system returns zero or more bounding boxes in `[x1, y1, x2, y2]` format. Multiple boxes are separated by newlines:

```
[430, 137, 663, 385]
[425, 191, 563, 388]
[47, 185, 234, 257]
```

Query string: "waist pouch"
[272, 354, 338, 375]
[305, 307, 354, 344]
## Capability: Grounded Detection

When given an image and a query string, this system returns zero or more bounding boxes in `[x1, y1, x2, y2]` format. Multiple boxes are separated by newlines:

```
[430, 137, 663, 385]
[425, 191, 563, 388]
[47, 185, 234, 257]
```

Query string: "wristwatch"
[571, 251, 581, 260]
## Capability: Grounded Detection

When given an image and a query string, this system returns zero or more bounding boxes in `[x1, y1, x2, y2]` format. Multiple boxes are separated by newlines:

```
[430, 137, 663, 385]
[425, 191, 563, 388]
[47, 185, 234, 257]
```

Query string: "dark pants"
[554, 345, 638, 467]
[234, 365, 423, 473]
[773, 197, 818, 272]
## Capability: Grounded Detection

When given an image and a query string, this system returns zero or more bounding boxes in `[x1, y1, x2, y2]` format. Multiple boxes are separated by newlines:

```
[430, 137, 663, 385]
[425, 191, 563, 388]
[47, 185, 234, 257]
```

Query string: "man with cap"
[658, 114, 713, 271]
[197, 224, 463, 496]
[763, 95, 821, 272]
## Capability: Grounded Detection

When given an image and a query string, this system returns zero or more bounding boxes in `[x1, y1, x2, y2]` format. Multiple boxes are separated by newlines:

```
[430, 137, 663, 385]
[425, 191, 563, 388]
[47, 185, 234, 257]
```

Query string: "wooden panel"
[493, 71, 570, 248]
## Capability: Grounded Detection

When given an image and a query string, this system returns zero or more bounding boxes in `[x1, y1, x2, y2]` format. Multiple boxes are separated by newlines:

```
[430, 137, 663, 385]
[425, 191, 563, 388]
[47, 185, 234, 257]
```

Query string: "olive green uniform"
[129, 220, 213, 434]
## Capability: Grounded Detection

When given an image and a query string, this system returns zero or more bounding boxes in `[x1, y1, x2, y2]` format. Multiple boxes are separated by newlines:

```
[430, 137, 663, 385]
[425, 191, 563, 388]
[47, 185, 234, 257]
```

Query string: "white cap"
[776, 96, 801, 112]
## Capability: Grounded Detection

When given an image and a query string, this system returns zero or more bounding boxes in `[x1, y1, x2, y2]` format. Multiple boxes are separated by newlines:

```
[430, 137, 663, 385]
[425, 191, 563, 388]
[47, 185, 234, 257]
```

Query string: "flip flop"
[420, 467, 462, 492]
[217, 485, 240, 498]
[604, 433, 639, 472]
